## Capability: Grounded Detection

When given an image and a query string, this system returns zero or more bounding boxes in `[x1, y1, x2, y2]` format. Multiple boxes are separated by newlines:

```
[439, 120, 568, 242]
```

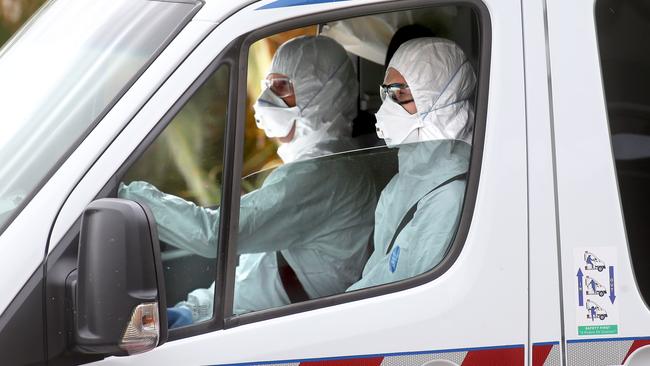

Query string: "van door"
[45, 0, 529, 364]
[521, 0, 564, 364]
[547, 0, 650, 364]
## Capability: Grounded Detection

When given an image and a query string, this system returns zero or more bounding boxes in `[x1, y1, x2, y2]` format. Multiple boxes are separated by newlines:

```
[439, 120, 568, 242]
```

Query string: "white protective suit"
[254, 35, 359, 163]
[348, 38, 476, 291]
[120, 36, 376, 320]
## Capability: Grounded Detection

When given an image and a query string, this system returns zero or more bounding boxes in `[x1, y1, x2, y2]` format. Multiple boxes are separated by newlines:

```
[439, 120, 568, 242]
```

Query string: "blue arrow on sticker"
[609, 266, 616, 304]
[577, 268, 584, 306]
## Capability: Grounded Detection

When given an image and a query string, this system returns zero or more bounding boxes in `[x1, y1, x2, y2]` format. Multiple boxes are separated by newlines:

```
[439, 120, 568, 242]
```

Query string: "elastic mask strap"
[257, 87, 289, 108]
[433, 97, 471, 110]
[419, 60, 471, 120]
[301, 59, 348, 112]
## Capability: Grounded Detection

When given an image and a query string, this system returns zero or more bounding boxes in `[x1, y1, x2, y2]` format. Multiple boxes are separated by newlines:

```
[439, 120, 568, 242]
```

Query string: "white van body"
[0, 0, 649, 365]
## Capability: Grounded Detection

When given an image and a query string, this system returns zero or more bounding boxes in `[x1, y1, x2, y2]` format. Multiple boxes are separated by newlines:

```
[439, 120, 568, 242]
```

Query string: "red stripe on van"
[300, 357, 384, 366]
[532, 344, 553, 366]
[622, 340, 650, 364]
[461, 347, 524, 366]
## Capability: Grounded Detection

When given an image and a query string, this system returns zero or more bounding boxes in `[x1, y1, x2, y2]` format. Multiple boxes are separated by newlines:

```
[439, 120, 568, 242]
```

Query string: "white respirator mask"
[253, 88, 301, 138]
[276, 119, 334, 163]
[374, 98, 423, 147]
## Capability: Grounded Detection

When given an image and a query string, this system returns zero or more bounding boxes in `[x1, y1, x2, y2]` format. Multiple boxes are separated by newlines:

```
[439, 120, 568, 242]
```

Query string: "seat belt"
[385, 172, 467, 255]
[277, 251, 310, 303]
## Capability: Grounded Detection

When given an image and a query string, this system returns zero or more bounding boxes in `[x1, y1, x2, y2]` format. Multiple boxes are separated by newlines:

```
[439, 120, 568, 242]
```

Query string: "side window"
[596, 1, 650, 302]
[118, 65, 230, 326]
[232, 5, 481, 316]
[114, 5, 484, 329]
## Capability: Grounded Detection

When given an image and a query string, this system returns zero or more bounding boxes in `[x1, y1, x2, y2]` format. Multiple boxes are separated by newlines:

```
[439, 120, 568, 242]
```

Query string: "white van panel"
[195, 0, 386, 23]
[522, 0, 563, 350]
[548, 0, 650, 344]
[90, 0, 529, 363]
[0, 174, 68, 315]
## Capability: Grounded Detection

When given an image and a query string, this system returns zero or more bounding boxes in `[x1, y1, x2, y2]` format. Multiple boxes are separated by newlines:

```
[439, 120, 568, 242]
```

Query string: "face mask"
[276, 136, 308, 163]
[276, 118, 334, 163]
[253, 88, 301, 138]
[375, 98, 423, 147]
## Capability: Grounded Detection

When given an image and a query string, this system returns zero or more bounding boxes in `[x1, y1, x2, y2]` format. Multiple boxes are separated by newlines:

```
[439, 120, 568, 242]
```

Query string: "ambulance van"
[0, 0, 649, 365]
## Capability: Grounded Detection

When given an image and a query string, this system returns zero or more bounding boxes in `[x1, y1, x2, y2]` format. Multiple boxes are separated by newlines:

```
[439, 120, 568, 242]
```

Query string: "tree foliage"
[0, 0, 46, 46]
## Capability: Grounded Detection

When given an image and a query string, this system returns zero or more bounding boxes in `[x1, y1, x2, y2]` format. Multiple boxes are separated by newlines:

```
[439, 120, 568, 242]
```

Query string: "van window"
[596, 1, 650, 303]
[118, 65, 230, 326]
[231, 5, 481, 316]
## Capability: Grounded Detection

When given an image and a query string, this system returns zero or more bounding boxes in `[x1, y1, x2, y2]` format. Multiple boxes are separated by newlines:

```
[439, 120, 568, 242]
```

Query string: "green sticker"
[578, 325, 618, 335]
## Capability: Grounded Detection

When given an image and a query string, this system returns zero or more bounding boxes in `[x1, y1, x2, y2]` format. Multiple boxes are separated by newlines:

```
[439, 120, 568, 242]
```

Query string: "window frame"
[41, 54, 238, 357]
[41, 34, 239, 358]
[223, 0, 492, 328]
[93, 48, 241, 341]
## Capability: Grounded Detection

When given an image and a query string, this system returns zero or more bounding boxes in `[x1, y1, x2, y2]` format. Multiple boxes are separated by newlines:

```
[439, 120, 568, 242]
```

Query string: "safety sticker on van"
[574, 247, 619, 336]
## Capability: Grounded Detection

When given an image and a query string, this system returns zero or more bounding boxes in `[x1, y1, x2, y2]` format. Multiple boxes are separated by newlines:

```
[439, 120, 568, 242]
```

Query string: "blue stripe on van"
[257, 0, 350, 10]
[533, 341, 560, 346]
[567, 336, 650, 344]
[216, 344, 525, 365]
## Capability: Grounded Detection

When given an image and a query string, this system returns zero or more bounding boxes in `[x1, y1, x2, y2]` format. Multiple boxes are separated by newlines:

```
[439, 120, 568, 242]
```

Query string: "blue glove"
[167, 306, 193, 329]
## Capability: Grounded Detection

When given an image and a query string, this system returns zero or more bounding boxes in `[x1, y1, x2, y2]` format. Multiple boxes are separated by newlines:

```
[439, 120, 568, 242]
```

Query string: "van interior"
[152, 5, 482, 308]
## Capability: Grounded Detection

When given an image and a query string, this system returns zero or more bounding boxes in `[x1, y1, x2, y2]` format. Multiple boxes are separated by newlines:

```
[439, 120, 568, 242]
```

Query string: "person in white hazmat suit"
[348, 37, 475, 291]
[120, 36, 376, 324]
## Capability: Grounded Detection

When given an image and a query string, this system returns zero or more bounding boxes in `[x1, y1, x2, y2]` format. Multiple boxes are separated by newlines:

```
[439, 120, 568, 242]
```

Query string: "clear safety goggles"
[262, 76, 295, 98]
[379, 83, 414, 105]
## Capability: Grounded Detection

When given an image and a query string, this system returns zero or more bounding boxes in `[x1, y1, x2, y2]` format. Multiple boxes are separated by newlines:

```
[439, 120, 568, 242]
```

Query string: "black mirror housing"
[74, 198, 167, 355]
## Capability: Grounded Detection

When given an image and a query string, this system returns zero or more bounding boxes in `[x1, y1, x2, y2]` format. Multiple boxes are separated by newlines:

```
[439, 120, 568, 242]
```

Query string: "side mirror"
[72, 198, 167, 355]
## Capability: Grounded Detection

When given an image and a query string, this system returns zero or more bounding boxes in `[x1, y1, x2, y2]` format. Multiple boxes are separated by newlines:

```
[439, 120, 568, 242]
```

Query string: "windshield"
[0, 0, 199, 231]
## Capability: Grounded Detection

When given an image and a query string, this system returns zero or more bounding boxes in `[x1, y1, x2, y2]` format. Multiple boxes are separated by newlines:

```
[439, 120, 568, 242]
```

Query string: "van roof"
[195, 0, 309, 23]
